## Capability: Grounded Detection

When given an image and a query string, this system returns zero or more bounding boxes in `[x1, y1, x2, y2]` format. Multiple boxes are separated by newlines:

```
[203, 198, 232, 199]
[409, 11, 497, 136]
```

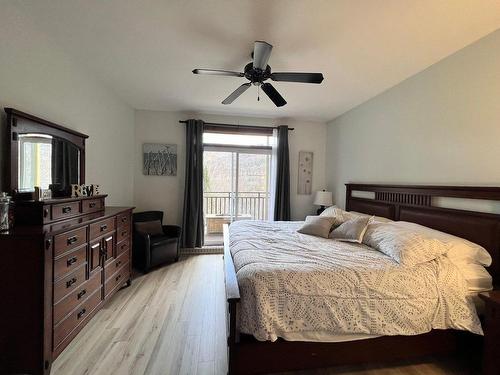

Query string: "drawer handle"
[121, 230, 127, 237]
[116, 260, 122, 267]
[62, 206, 72, 214]
[67, 236, 78, 245]
[77, 308, 87, 319]
[121, 243, 127, 250]
[43, 208, 49, 218]
[121, 217, 127, 223]
[66, 277, 77, 288]
[100, 224, 108, 232]
[115, 274, 122, 282]
[67, 257, 78, 266]
[89, 202, 96, 208]
[91, 243, 100, 249]
[77, 289, 87, 299]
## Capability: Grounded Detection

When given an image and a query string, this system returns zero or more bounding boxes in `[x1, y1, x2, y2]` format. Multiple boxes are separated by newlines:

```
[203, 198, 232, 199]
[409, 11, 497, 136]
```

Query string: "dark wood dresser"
[0, 194, 134, 375]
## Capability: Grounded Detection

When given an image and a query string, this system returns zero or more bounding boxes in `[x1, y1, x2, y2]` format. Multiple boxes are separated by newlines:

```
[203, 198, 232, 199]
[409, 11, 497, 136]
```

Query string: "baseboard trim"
[180, 246, 223, 255]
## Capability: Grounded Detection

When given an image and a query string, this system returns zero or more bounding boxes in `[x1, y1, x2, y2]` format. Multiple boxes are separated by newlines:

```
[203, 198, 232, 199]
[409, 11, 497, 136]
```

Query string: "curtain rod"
[178, 120, 294, 131]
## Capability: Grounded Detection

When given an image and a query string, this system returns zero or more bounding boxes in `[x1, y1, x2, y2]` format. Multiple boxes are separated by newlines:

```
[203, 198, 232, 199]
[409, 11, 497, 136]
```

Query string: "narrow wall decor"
[297, 151, 313, 195]
[143, 143, 177, 176]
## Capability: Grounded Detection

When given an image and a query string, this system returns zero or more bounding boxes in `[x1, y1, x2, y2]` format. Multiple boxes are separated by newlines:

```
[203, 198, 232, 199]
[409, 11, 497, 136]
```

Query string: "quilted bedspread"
[229, 220, 483, 342]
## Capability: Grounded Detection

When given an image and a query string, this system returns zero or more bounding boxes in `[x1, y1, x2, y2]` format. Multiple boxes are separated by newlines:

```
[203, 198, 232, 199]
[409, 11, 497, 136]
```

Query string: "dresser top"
[13, 194, 108, 205]
[0, 206, 134, 238]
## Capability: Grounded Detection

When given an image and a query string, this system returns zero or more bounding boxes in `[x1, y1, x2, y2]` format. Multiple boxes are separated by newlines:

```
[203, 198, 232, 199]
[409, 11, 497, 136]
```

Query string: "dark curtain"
[274, 125, 291, 221]
[181, 119, 205, 248]
[51, 138, 79, 194]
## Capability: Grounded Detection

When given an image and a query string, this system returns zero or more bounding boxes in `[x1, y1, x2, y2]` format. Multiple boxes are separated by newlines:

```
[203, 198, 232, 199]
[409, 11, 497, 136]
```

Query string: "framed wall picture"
[298, 151, 313, 195]
[143, 143, 177, 176]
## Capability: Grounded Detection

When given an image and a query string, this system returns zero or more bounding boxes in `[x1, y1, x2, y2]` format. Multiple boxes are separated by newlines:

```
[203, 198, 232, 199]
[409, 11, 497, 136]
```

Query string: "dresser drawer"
[105, 250, 129, 276]
[54, 245, 87, 281]
[90, 217, 115, 240]
[54, 289, 101, 349]
[54, 226, 88, 258]
[51, 201, 80, 221]
[117, 212, 130, 229]
[116, 238, 130, 256]
[105, 263, 129, 299]
[81, 198, 103, 214]
[53, 271, 101, 325]
[54, 266, 86, 304]
[116, 226, 130, 243]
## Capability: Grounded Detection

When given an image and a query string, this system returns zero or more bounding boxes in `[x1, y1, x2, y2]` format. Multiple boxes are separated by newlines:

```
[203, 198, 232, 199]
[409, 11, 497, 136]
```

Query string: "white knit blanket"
[229, 220, 483, 342]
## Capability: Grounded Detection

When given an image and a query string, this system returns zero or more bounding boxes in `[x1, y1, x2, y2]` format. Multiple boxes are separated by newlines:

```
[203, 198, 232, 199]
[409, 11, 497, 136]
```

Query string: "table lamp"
[313, 190, 333, 215]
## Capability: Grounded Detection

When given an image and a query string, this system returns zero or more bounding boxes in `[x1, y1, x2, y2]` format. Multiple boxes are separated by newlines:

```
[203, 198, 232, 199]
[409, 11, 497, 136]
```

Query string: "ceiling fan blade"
[192, 69, 244, 77]
[270, 72, 324, 84]
[253, 41, 273, 70]
[261, 83, 286, 107]
[222, 83, 251, 105]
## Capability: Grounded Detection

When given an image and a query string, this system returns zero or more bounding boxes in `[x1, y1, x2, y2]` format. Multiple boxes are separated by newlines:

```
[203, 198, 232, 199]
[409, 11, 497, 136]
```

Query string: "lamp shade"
[313, 190, 333, 206]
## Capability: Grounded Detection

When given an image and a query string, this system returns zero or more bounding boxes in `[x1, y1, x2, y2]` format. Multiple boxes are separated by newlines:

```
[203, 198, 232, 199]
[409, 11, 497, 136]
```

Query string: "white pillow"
[329, 216, 371, 243]
[348, 211, 394, 224]
[396, 221, 492, 267]
[319, 205, 340, 217]
[454, 262, 493, 293]
[363, 222, 449, 267]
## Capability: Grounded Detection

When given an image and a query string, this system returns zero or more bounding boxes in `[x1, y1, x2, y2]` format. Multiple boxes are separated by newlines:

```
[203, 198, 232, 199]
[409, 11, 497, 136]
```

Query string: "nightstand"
[479, 290, 500, 375]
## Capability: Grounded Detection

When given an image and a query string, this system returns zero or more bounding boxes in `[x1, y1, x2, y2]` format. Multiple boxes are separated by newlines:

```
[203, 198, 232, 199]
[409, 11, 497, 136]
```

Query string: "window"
[202, 129, 273, 245]
[18, 134, 53, 190]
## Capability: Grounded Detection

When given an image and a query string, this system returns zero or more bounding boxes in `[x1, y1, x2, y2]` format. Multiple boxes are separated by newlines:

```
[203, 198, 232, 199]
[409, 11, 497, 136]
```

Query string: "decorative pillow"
[319, 206, 350, 228]
[297, 216, 335, 238]
[396, 221, 492, 267]
[134, 220, 164, 236]
[329, 216, 371, 243]
[362, 222, 449, 267]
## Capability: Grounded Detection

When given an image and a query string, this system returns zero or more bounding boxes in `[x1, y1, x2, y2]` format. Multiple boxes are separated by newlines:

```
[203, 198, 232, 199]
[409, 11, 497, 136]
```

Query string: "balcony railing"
[203, 191, 270, 221]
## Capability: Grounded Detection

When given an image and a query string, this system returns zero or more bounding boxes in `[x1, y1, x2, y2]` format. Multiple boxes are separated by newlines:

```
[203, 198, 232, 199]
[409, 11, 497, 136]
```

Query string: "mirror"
[18, 133, 80, 192]
[5, 108, 87, 197]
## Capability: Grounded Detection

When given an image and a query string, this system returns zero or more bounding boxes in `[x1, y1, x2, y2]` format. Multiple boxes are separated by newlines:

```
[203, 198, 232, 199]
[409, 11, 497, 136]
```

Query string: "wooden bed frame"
[223, 183, 500, 374]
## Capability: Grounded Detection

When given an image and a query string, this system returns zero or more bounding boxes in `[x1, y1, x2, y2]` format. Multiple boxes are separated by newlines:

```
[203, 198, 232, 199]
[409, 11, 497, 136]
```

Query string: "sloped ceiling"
[14, 0, 500, 121]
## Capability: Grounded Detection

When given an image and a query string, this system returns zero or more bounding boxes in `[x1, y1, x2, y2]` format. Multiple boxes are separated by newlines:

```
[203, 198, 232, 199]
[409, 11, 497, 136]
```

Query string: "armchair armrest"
[134, 231, 151, 247]
[162, 225, 181, 238]
[132, 231, 152, 271]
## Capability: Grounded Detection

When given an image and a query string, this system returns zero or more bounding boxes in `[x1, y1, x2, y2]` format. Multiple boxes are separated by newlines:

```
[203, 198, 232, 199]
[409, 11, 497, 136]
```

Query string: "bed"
[223, 184, 500, 374]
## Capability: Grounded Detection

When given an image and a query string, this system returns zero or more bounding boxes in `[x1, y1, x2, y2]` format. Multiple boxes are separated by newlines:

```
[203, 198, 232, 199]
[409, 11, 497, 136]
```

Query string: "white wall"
[326, 30, 500, 210]
[134, 110, 186, 224]
[0, 3, 135, 205]
[134, 110, 327, 224]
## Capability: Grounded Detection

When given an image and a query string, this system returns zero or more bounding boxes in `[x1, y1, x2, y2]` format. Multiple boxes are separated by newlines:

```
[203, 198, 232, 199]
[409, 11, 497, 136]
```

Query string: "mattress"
[229, 220, 483, 342]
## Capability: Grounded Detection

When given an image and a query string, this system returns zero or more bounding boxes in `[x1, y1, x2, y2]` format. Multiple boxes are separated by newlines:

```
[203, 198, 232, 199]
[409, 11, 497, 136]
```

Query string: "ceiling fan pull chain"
[257, 85, 260, 101]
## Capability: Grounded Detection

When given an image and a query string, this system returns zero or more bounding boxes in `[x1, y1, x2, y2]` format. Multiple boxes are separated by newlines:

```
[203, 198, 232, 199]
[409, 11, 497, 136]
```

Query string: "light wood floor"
[52, 255, 479, 375]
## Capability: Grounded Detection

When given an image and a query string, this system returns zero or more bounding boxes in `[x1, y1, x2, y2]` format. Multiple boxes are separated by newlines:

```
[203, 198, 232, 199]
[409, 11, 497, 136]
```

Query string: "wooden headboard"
[345, 184, 500, 285]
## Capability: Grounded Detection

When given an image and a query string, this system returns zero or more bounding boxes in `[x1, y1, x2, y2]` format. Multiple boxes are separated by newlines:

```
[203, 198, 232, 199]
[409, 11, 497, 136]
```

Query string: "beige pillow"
[297, 216, 335, 238]
[329, 216, 371, 243]
[319, 206, 349, 228]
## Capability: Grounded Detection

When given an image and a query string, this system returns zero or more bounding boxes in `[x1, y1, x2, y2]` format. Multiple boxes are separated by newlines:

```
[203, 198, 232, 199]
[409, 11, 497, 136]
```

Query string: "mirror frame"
[5, 108, 88, 195]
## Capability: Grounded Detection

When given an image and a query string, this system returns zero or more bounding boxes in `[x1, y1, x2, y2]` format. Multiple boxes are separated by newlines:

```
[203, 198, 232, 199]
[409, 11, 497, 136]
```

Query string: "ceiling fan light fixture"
[192, 40, 324, 107]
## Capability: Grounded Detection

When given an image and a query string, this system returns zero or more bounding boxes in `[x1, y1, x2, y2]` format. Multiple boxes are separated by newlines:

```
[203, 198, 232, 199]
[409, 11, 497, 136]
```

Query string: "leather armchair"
[132, 211, 181, 273]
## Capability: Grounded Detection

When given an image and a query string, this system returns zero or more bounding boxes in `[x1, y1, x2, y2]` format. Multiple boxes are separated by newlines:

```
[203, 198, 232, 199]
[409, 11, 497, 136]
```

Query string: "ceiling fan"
[192, 41, 324, 107]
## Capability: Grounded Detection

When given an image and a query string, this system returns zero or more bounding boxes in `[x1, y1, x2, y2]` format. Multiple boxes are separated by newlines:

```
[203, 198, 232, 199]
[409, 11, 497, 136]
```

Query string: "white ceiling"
[14, 0, 500, 121]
